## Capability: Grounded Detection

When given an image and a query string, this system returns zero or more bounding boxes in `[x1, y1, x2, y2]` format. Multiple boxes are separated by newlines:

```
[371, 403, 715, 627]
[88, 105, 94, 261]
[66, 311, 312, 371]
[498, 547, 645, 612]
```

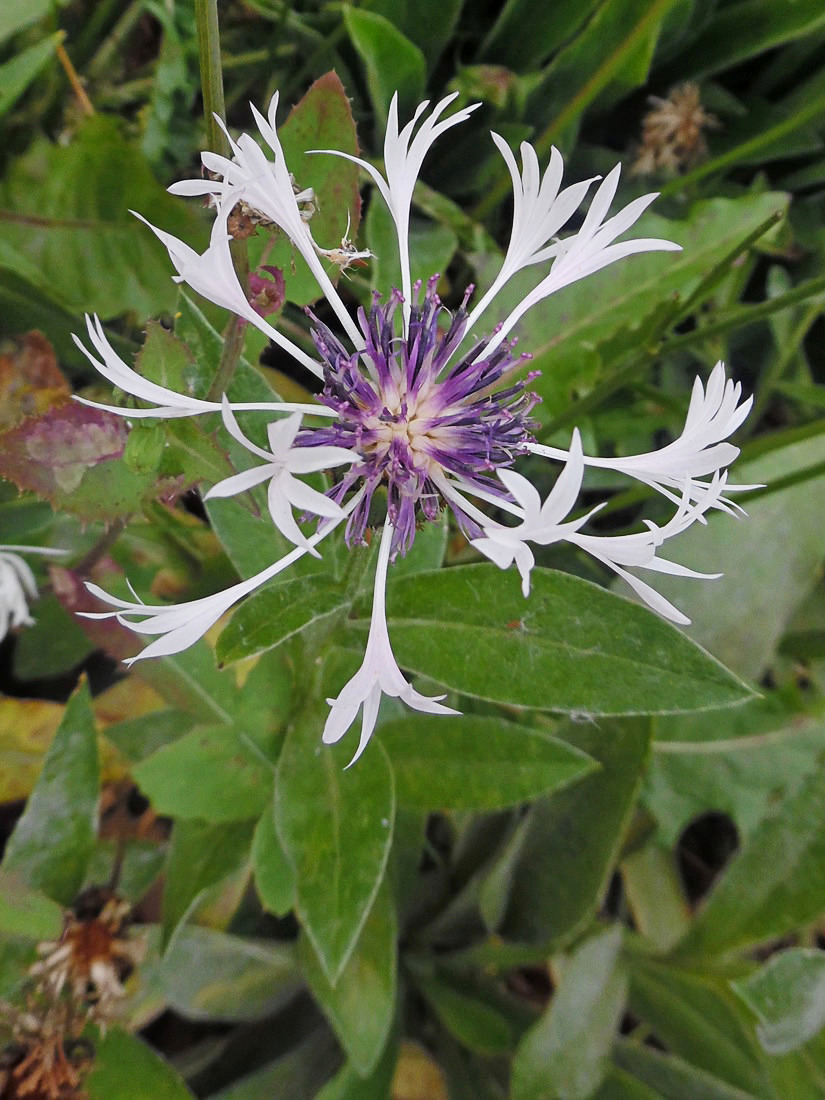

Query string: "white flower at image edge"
[0, 545, 65, 640]
[74, 90, 754, 762]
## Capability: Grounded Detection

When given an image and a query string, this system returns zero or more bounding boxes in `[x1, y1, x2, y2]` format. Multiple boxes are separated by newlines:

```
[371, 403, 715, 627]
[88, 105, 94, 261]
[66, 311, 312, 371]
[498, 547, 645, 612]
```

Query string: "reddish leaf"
[0, 331, 70, 428]
[0, 403, 182, 520]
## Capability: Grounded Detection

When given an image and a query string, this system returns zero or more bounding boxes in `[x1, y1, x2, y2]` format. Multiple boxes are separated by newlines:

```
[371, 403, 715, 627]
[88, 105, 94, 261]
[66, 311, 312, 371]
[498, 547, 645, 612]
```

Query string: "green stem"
[666, 272, 825, 354]
[86, 0, 145, 82]
[194, 0, 249, 399]
[745, 301, 822, 433]
[72, 518, 126, 576]
[194, 0, 229, 159]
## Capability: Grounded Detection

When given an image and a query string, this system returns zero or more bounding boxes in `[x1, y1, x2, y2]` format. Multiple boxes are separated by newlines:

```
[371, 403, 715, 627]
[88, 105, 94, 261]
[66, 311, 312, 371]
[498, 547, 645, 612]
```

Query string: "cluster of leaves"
[2, 1, 825, 1097]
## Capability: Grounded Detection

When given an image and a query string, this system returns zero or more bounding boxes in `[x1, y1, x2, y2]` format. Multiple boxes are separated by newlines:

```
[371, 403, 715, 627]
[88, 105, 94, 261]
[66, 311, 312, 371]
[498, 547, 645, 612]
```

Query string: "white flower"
[322, 517, 458, 765]
[169, 94, 364, 351]
[473, 462, 729, 624]
[75, 88, 753, 760]
[73, 314, 333, 421]
[135, 196, 326, 379]
[81, 516, 345, 663]
[469, 430, 592, 595]
[312, 92, 479, 323]
[0, 545, 64, 639]
[204, 397, 355, 555]
[529, 362, 757, 510]
[468, 156, 681, 354]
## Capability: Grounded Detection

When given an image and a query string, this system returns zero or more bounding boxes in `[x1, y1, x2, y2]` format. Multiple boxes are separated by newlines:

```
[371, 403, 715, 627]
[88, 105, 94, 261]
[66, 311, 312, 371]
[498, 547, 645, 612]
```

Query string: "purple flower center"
[301, 275, 540, 556]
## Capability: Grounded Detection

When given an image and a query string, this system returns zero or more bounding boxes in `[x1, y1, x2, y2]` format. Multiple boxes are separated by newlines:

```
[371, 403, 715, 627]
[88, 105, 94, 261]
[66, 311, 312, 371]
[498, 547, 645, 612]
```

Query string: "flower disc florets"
[302, 275, 540, 556]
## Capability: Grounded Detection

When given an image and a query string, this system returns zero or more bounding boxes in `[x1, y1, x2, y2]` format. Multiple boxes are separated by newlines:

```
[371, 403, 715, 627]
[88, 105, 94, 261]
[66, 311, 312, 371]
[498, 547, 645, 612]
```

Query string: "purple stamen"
[301, 278, 539, 557]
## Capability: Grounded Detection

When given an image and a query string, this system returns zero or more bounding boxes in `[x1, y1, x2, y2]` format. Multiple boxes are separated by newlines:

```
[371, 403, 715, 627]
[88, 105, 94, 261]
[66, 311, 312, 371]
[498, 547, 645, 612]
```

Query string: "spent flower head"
[75, 89, 753, 761]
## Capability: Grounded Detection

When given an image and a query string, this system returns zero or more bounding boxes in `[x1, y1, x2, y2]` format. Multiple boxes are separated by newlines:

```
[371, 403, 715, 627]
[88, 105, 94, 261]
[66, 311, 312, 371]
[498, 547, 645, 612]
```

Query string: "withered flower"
[632, 83, 719, 176]
[30, 888, 145, 1021]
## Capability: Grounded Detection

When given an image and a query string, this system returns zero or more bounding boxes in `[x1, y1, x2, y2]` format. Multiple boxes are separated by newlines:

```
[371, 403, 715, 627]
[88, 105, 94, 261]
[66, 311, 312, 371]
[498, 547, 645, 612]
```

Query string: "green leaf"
[162, 819, 254, 948]
[13, 592, 95, 679]
[480, 0, 595, 70]
[613, 1041, 756, 1100]
[275, 707, 395, 982]
[646, 708, 824, 844]
[593, 1067, 661, 1100]
[367, 0, 462, 66]
[668, 0, 825, 80]
[511, 927, 627, 1100]
[133, 726, 273, 822]
[627, 956, 771, 1095]
[0, 872, 63, 940]
[378, 715, 595, 810]
[0, 116, 205, 321]
[104, 707, 197, 763]
[0, 0, 50, 41]
[301, 880, 397, 1075]
[732, 948, 825, 1056]
[496, 719, 651, 943]
[2, 680, 98, 905]
[217, 575, 350, 664]
[366, 200, 458, 301]
[208, 1032, 340, 1099]
[156, 925, 300, 1022]
[677, 752, 825, 957]
[315, 1032, 399, 1100]
[0, 31, 62, 117]
[252, 798, 295, 917]
[525, 0, 672, 143]
[86, 1028, 194, 1100]
[135, 639, 236, 724]
[375, 565, 753, 714]
[388, 511, 448, 577]
[642, 435, 825, 680]
[416, 974, 513, 1055]
[0, 938, 38, 1001]
[343, 7, 427, 125]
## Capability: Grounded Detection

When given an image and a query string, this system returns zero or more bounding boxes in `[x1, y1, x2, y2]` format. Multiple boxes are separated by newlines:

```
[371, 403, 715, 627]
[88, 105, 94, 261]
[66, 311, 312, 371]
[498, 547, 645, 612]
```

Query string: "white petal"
[204, 465, 275, 499]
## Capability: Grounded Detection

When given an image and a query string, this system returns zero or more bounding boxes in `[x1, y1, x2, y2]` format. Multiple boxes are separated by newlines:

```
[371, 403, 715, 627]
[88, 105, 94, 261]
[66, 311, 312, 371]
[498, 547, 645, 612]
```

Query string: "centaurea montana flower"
[75, 91, 753, 761]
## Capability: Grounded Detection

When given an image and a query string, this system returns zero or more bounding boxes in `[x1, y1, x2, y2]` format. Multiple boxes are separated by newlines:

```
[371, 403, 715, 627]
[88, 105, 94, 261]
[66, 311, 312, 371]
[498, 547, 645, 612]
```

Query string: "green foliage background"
[2, 1, 825, 1097]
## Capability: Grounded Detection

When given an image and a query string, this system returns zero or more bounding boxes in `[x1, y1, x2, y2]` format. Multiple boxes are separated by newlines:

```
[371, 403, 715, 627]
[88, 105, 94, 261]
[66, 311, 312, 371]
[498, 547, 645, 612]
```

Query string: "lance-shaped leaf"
[86, 1028, 195, 1100]
[378, 714, 595, 810]
[133, 726, 274, 823]
[300, 880, 397, 1075]
[275, 705, 395, 983]
[373, 566, 752, 715]
[732, 948, 825, 1056]
[217, 575, 351, 664]
[511, 926, 627, 1100]
[3, 680, 99, 905]
[677, 757, 825, 956]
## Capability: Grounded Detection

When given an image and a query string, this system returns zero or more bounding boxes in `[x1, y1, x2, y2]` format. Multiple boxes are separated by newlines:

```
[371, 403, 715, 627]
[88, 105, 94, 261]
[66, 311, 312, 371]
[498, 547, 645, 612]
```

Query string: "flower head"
[77, 90, 752, 760]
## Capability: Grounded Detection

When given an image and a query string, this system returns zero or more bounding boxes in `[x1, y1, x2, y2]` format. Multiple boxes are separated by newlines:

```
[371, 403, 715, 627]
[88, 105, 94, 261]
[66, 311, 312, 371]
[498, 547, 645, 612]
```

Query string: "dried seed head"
[632, 83, 719, 177]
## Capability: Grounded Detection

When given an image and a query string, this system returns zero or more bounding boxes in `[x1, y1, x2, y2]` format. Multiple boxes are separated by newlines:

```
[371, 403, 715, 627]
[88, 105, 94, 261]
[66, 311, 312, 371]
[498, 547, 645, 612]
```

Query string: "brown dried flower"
[0, 889, 145, 1099]
[30, 888, 144, 1022]
[632, 83, 719, 177]
[0, 997, 92, 1100]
